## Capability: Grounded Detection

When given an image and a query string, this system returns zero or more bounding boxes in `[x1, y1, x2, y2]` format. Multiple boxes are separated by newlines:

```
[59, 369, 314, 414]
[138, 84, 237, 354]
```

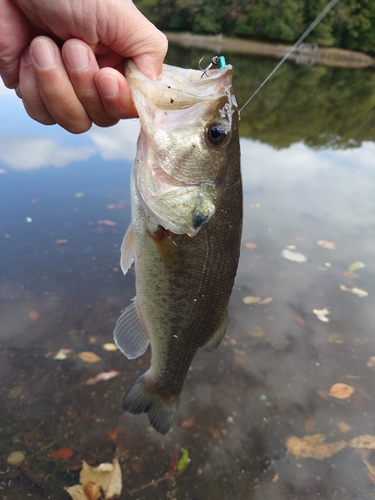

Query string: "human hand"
[0, 0, 168, 133]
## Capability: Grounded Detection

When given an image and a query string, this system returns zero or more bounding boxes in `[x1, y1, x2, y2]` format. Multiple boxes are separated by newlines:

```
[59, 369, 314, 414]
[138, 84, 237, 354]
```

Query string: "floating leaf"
[245, 242, 257, 249]
[65, 459, 122, 500]
[28, 310, 40, 321]
[257, 297, 273, 305]
[177, 448, 190, 473]
[49, 448, 74, 460]
[78, 352, 101, 363]
[281, 249, 308, 263]
[74, 192, 84, 198]
[348, 262, 365, 273]
[329, 383, 354, 399]
[55, 239, 68, 245]
[242, 296, 261, 305]
[366, 357, 375, 368]
[317, 240, 336, 250]
[349, 435, 375, 449]
[85, 371, 119, 385]
[285, 436, 346, 459]
[97, 220, 117, 227]
[340, 285, 368, 298]
[313, 308, 330, 322]
[102, 343, 117, 352]
[338, 422, 352, 433]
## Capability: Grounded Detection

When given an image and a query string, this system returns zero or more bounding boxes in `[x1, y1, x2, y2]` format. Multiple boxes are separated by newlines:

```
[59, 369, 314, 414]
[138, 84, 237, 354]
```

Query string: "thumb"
[102, 0, 168, 79]
[0, 0, 31, 88]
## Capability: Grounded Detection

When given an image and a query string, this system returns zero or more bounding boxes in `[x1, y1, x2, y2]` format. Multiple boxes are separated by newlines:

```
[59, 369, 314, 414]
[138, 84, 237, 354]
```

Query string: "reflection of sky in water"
[1, 75, 375, 499]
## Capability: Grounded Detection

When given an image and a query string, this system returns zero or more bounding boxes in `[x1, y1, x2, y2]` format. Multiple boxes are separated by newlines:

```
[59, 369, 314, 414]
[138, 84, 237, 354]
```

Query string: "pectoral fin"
[114, 298, 149, 359]
[202, 309, 228, 351]
[120, 223, 135, 275]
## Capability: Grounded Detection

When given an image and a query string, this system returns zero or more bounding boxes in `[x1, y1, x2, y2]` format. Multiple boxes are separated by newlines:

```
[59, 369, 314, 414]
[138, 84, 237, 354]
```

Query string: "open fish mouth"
[125, 60, 238, 237]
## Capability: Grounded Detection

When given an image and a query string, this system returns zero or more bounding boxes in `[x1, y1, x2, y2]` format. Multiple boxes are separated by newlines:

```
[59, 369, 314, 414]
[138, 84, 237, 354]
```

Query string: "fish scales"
[114, 60, 242, 434]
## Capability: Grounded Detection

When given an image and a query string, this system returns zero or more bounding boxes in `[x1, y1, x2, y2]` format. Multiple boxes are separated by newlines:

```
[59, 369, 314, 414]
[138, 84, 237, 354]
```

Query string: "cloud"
[0, 134, 95, 170]
[88, 120, 140, 161]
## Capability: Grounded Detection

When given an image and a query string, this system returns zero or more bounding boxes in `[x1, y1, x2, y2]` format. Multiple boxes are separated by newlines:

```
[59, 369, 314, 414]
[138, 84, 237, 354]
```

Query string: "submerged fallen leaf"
[304, 419, 317, 433]
[285, 436, 346, 459]
[85, 371, 119, 385]
[302, 434, 326, 444]
[180, 419, 195, 429]
[341, 271, 358, 278]
[317, 240, 336, 250]
[328, 333, 344, 344]
[49, 448, 74, 460]
[296, 316, 305, 325]
[364, 458, 375, 480]
[177, 448, 190, 473]
[348, 262, 365, 273]
[97, 220, 117, 227]
[55, 239, 68, 245]
[313, 308, 330, 322]
[286, 245, 296, 250]
[7, 451, 25, 465]
[53, 348, 72, 360]
[28, 310, 40, 321]
[281, 249, 308, 263]
[106, 426, 121, 442]
[329, 383, 354, 399]
[340, 285, 368, 298]
[366, 357, 375, 368]
[349, 435, 375, 449]
[74, 192, 84, 198]
[248, 326, 265, 338]
[242, 296, 261, 305]
[245, 242, 257, 249]
[78, 352, 101, 363]
[84, 481, 101, 500]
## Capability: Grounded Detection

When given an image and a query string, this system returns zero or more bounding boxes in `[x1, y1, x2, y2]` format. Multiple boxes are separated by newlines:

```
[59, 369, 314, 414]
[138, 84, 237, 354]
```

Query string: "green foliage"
[134, 0, 375, 54]
[165, 48, 375, 149]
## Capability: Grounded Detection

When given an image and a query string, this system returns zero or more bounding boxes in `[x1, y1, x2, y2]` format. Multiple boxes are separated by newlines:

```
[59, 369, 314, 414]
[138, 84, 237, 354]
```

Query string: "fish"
[114, 58, 242, 434]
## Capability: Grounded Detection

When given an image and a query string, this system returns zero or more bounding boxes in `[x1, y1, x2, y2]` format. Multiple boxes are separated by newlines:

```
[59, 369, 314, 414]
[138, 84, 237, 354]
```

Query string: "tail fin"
[122, 373, 180, 435]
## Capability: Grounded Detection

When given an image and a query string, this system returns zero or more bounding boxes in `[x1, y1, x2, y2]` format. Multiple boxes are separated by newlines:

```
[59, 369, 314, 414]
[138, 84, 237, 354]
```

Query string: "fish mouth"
[126, 59, 237, 237]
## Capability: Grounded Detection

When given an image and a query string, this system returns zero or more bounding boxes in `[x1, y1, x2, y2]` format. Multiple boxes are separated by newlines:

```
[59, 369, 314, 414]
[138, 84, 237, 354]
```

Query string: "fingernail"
[31, 39, 57, 69]
[22, 47, 32, 66]
[64, 44, 89, 71]
[97, 74, 120, 98]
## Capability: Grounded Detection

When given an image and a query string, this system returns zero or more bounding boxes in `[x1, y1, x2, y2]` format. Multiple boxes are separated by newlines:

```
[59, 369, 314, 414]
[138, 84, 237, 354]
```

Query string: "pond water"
[1, 46, 375, 499]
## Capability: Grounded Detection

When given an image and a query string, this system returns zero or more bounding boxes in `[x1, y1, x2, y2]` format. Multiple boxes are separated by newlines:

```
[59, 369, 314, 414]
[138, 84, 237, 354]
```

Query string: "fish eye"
[206, 122, 229, 147]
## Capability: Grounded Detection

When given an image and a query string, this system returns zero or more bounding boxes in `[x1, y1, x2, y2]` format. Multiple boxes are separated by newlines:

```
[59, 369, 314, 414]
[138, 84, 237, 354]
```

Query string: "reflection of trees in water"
[166, 47, 375, 149]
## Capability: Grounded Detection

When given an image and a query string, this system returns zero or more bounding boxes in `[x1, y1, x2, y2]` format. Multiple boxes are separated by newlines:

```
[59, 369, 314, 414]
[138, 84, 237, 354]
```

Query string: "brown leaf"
[85, 371, 119, 385]
[28, 310, 40, 321]
[49, 448, 74, 460]
[329, 383, 355, 399]
[168, 445, 179, 477]
[296, 316, 305, 325]
[317, 240, 336, 250]
[84, 481, 101, 500]
[180, 419, 195, 429]
[78, 352, 101, 363]
[245, 242, 257, 249]
[97, 220, 117, 227]
[337, 422, 352, 433]
[106, 426, 121, 442]
[285, 436, 346, 459]
[349, 435, 375, 449]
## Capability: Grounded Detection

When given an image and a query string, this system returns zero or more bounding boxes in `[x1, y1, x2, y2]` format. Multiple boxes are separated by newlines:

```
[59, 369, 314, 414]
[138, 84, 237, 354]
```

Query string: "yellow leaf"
[349, 435, 375, 449]
[317, 240, 336, 249]
[78, 352, 101, 363]
[302, 434, 326, 444]
[102, 343, 117, 352]
[366, 356, 375, 368]
[337, 422, 352, 433]
[285, 436, 346, 459]
[329, 383, 354, 399]
[242, 296, 261, 305]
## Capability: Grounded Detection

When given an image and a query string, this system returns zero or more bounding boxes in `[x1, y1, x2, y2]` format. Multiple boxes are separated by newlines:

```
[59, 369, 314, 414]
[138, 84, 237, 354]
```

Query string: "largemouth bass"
[114, 59, 242, 434]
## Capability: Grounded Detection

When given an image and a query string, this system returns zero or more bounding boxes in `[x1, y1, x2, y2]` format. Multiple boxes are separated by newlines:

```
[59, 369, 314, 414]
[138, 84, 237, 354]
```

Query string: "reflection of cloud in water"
[88, 119, 140, 161]
[0, 134, 95, 170]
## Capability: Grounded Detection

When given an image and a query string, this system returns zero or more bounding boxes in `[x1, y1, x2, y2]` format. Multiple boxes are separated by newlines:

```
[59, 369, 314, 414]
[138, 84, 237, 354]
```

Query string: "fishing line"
[239, 0, 341, 113]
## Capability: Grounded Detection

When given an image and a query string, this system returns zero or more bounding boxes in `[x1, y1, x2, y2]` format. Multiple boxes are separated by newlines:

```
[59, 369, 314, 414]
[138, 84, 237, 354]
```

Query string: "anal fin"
[114, 298, 149, 359]
[202, 309, 228, 351]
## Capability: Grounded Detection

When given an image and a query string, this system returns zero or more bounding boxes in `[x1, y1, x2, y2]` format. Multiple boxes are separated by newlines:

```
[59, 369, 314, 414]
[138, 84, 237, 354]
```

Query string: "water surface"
[0, 48, 375, 499]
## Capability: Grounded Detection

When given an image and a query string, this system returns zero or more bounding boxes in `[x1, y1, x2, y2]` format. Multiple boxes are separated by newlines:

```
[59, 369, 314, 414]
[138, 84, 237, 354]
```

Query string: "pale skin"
[0, 0, 168, 133]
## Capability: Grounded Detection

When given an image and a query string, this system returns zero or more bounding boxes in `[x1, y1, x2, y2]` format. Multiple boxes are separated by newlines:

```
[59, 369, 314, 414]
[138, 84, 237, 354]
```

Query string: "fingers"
[18, 36, 137, 132]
